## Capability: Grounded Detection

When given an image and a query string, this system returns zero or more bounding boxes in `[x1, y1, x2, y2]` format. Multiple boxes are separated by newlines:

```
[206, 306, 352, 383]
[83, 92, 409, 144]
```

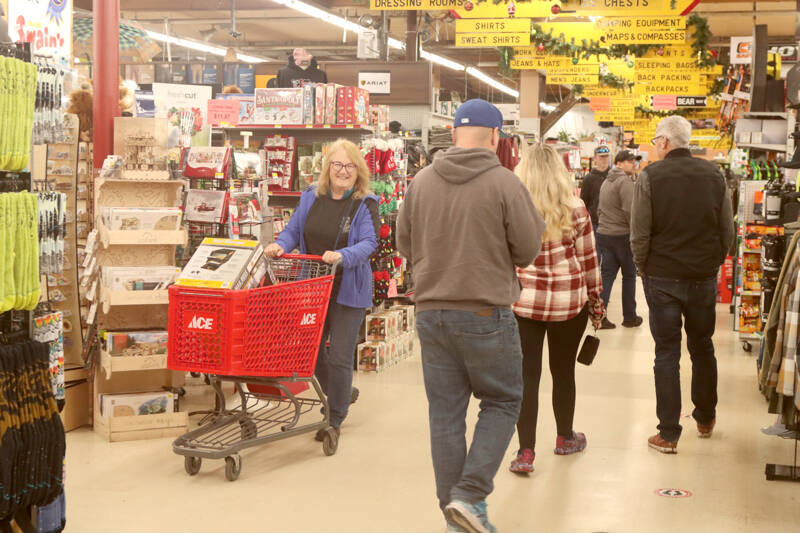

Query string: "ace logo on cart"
[299, 312, 318, 326]
[186, 313, 217, 333]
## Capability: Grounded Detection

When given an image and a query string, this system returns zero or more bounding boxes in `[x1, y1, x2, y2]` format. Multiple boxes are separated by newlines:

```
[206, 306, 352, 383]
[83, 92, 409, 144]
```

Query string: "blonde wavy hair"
[317, 138, 371, 199]
[516, 143, 579, 242]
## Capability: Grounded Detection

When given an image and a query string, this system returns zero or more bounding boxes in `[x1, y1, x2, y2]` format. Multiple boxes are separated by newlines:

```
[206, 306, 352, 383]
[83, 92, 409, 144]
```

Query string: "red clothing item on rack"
[496, 138, 520, 171]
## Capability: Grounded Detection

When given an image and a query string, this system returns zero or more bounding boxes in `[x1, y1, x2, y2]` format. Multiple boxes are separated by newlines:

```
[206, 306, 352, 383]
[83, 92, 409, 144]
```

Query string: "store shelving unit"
[733, 180, 766, 352]
[734, 112, 796, 156]
[92, 117, 188, 442]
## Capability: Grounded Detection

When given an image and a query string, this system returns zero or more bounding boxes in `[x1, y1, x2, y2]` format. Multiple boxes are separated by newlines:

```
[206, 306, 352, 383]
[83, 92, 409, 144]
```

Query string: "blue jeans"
[642, 276, 718, 442]
[416, 307, 523, 511]
[597, 233, 637, 322]
[315, 302, 366, 428]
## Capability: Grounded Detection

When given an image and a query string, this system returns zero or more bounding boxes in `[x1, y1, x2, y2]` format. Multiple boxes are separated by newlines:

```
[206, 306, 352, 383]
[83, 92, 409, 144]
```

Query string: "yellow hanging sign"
[634, 83, 706, 96]
[604, 28, 687, 45]
[595, 16, 686, 31]
[581, 87, 631, 97]
[635, 57, 704, 71]
[550, 73, 599, 85]
[635, 71, 702, 86]
[537, 22, 605, 43]
[370, 0, 466, 10]
[642, 45, 696, 60]
[455, 19, 531, 33]
[558, 0, 692, 16]
[456, 33, 530, 47]
[511, 57, 572, 70]
[550, 63, 600, 75]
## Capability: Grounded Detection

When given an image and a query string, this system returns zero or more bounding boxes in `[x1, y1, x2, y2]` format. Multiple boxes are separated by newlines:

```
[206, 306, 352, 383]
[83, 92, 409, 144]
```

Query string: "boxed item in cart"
[176, 238, 264, 290]
[184, 189, 228, 224]
[366, 312, 399, 341]
[104, 330, 168, 357]
[101, 207, 182, 231]
[358, 342, 388, 373]
[255, 88, 304, 124]
[100, 391, 177, 417]
[102, 266, 180, 291]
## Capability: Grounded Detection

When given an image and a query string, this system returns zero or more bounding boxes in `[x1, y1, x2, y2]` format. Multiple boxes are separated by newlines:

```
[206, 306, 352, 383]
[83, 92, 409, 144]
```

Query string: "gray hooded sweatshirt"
[397, 146, 545, 312]
[597, 166, 635, 236]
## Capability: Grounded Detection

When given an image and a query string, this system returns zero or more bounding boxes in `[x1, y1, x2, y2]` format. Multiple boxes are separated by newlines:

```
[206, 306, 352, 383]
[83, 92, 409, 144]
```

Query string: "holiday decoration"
[551, 4, 561, 14]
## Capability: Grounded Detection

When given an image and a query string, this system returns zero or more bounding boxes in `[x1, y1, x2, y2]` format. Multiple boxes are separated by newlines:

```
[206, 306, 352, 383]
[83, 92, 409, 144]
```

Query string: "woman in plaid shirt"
[509, 143, 605, 474]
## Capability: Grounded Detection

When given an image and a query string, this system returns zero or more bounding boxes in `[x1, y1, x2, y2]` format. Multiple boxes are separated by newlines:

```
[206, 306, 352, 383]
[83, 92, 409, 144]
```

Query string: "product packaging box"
[104, 330, 168, 356]
[184, 190, 228, 224]
[366, 312, 399, 341]
[354, 88, 370, 125]
[176, 238, 264, 290]
[101, 207, 182, 231]
[102, 266, 180, 291]
[229, 192, 263, 224]
[100, 391, 177, 417]
[336, 86, 349, 125]
[314, 85, 326, 124]
[325, 84, 342, 125]
[255, 88, 304, 124]
[182, 146, 233, 178]
[358, 341, 388, 372]
[302, 84, 316, 125]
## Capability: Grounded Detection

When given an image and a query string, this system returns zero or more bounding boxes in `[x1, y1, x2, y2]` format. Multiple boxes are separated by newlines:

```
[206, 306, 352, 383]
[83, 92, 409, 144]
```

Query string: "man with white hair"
[630, 115, 735, 454]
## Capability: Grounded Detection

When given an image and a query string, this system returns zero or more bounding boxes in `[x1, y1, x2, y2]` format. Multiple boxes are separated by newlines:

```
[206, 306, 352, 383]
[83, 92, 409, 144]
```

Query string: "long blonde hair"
[317, 138, 371, 199]
[516, 143, 578, 242]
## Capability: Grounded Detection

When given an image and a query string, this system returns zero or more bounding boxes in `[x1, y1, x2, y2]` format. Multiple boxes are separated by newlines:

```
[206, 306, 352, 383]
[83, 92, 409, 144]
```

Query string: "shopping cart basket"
[168, 254, 339, 481]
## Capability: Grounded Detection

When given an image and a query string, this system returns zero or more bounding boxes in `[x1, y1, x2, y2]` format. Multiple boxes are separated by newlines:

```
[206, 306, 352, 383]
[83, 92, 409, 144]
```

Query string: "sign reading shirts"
[8, 0, 73, 57]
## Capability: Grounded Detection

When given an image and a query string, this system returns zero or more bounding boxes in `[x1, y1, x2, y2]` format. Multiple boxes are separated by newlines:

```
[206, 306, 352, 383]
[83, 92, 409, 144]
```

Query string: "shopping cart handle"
[271, 254, 341, 277]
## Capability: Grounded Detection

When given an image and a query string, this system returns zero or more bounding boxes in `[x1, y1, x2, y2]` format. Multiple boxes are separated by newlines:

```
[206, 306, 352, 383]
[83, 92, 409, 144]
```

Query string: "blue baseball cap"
[454, 99, 503, 131]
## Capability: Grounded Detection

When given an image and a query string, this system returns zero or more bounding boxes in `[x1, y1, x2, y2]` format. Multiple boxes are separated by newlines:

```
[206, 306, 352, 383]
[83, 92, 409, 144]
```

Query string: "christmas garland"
[634, 105, 696, 118]
[573, 73, 634, 95]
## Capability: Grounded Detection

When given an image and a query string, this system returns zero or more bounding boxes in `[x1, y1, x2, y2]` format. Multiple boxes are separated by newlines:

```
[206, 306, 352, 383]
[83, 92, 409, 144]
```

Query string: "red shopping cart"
[168, 255, 338, 481]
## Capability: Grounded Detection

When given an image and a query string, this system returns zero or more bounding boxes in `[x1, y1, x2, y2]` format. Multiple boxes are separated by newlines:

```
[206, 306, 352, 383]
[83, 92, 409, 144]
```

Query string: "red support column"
[93, 0, 120, 170]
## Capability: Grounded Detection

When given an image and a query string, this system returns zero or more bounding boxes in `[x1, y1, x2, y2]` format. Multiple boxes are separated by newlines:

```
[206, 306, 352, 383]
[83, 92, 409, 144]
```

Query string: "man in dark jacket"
[631, 115, 735, 454]
[597, 150, 642, 330]
[580, 145, 611, 232]
[276, 48, 327, 88]
[397, 99, 544, 533]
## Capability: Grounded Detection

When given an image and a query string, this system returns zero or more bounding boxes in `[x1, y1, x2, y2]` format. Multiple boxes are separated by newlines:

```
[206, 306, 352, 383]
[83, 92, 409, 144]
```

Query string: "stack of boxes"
[358, 305, 415, 373]
[252, 85, 371, 126]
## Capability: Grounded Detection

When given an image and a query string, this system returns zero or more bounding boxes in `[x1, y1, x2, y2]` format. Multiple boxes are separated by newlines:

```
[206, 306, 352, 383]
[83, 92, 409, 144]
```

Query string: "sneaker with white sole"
[445, 500, 497, 533]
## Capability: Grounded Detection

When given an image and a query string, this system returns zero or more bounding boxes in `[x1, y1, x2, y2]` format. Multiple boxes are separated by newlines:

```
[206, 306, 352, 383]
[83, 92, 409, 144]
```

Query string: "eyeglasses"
[331, 161, 357, 173]
[650, 135, 663, 146]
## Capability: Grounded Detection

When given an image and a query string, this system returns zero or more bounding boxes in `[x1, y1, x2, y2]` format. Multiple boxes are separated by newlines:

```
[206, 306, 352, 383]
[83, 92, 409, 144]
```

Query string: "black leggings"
[515, 306, 588, 450]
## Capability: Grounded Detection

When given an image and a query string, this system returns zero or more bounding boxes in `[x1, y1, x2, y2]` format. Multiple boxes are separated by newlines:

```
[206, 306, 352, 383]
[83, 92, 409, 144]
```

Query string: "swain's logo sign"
[185, 314, 216, 332]
[299, 313, 317, 326]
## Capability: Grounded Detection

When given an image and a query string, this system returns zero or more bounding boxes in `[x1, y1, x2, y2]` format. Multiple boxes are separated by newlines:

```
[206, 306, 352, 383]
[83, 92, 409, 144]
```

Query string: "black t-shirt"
[304, 195, 360, 299]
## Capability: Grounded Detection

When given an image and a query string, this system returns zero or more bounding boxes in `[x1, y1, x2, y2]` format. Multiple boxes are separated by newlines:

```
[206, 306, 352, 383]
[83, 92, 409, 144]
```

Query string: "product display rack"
[91, 117, 188, 442]
[734, 180, 766, 351]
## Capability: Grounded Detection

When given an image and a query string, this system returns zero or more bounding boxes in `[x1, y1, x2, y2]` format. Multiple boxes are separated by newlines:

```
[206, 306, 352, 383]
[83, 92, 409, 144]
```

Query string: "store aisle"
[65, 284, 800, 533]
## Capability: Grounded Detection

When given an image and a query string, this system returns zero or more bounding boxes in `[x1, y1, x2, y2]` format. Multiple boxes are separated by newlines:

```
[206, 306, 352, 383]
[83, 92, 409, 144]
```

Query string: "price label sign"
[207, 99, 241, 126]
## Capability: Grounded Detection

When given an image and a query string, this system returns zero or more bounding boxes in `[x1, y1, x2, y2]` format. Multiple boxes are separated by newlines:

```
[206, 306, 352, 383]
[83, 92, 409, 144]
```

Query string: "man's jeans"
[315, 302, 366, 428]
[642, 276, 718, 442]
[597, 233, 638, 322]
[415, 307, 523, 511]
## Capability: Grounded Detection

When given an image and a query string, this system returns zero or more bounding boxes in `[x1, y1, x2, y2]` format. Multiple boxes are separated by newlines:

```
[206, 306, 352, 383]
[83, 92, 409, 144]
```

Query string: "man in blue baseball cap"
[398, 99, 544, 533]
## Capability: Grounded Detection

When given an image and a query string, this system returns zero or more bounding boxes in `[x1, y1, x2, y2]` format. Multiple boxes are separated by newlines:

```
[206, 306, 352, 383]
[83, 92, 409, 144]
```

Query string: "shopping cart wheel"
[742, 341, 752, 353]
[240, 418, 257, 440]
[322, 428, 339, 456]
[225, 455, 242, 482]
[184, 456, 202, 476]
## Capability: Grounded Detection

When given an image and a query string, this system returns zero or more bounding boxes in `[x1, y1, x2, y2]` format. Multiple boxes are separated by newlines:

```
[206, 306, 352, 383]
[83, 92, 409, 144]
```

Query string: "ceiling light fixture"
[466, 67, 520, 98]
[145, 30, 268, 63]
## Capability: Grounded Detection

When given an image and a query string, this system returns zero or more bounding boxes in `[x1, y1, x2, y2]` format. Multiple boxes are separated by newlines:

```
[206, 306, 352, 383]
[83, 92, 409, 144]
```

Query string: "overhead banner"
[604, 28, 686, 45]
[549, 73, 599, 85]
[456, 33, 529, 47]
[370, 0, 466, 10]
[8, 0, 72, 57]
[455, 19, 530, 33]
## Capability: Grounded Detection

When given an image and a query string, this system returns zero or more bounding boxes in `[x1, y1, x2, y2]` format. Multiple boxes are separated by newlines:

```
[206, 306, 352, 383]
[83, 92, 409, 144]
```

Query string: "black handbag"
[577, 330, 600, 366]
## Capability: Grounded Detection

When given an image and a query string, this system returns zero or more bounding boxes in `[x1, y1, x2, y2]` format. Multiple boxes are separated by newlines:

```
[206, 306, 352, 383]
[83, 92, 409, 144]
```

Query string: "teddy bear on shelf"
[66, 82, 93, 142]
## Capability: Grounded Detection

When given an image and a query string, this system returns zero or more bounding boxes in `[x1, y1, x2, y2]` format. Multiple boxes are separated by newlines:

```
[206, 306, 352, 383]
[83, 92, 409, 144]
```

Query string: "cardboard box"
[254, 88, 304, 124]
[176, 238, 263, 290]
[315, 85, 326, 124]
[184, 189, 228, 224]
[337, 86, 349, 125]
[358, 341, 388, 372]
[325, 84, 341, 125]
[105, 330, 168, 356]
[303, 84, 315, 125]
[102, 266, 180, 291]
[354, 88, 370, 125]
[102, 207, 182, 231]
[61, 380, 90, 432]
[100, 391, 177, 418]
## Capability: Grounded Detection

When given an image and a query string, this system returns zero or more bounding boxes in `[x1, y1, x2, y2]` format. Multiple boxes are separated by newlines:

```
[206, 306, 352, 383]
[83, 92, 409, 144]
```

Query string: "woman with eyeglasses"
[265, 138, 380, 440]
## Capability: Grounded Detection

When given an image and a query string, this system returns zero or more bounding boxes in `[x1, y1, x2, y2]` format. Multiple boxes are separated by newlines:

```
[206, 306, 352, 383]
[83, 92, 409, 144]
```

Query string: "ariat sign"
[186, 314, 217, 332]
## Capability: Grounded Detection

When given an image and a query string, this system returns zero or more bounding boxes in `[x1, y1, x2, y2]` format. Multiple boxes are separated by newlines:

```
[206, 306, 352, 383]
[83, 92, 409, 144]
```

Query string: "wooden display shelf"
[97, 220, 187, 248]
[101, 288, 170, 313]
[100, 350, 168, 378]
[120, 169, 172, 181]
[93, 409, 187, 443]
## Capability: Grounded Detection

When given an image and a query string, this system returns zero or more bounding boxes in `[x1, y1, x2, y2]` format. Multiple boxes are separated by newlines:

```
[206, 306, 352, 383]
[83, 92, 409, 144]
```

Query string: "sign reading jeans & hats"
[358, 71, 391, 95]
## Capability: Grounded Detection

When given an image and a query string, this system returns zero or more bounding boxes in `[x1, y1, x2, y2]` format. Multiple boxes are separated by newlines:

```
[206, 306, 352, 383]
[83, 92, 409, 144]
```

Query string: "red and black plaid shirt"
[513, 201, 604, 323]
